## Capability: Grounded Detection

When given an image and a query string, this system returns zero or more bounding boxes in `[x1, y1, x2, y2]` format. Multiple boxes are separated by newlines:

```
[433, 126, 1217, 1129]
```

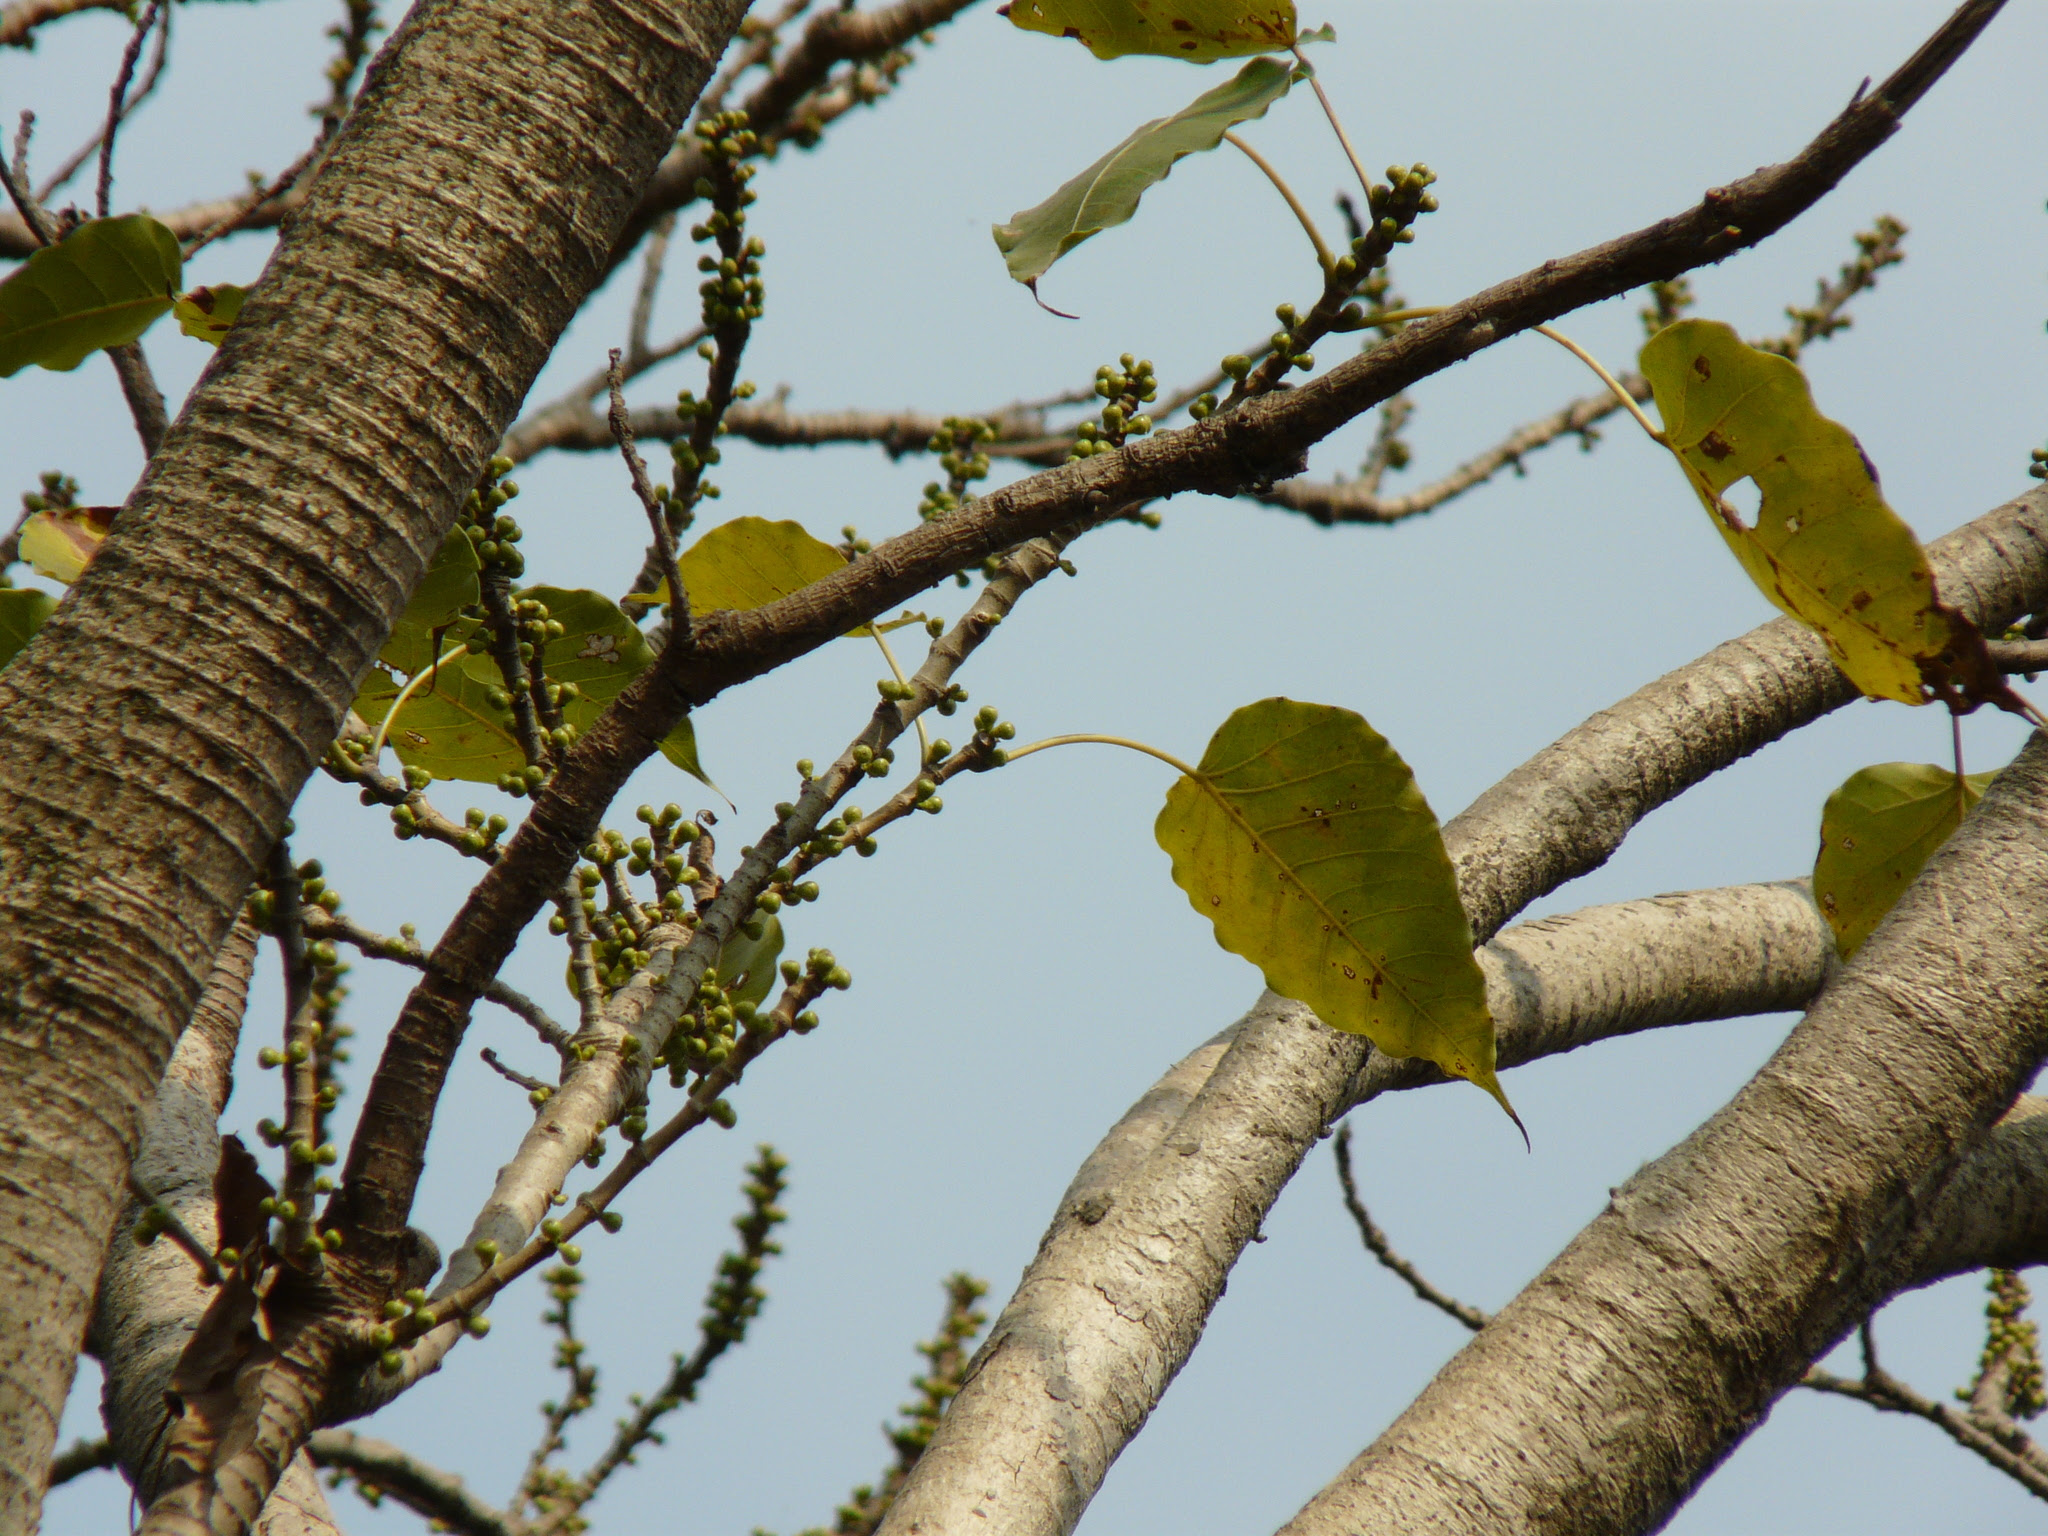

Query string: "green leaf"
[0, 587, 57, 672]
[511, 586, 718, 792]
[1641, 319, 1976, 707]
[993, 56, 1295, 292]
[1001, 0, 1297, 61]
[172, 283, 247, 347]
[352, 664, 525, 785]
[380, 530, 482, 674]
[1154, 697, 1519, 1130]
[674, 516, 874, 637]
[0, 214, 181, 376]
[1814, 762, 1996, 959]
[717, 915, 785, 1011]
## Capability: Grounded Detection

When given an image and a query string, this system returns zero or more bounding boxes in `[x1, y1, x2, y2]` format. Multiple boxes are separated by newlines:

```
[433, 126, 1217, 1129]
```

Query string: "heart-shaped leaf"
[0, 214, 181, 376]
[1155, 697, 1519, 1131]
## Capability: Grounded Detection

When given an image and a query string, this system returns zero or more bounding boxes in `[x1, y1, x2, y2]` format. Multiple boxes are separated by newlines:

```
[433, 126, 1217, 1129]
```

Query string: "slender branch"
[300, 908, 570, 1053]
[33, 0, 167, 203]
[1331, 1123, 1488, 1331]
[94, 2, 161, 217]
[1264, 217, 1906, 526]
[606, 349, 688, 646]
[1799, 1363, 2048, 1501]
[331, 31, 2013, 1384]
[0, 0, 977, 261]
[309, 1430, 523, 1536]
[46, 1437, 114, 1488]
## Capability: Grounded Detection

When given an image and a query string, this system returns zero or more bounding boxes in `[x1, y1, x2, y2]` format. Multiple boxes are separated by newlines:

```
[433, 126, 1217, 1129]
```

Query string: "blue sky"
[8, 2, 2047, 1532]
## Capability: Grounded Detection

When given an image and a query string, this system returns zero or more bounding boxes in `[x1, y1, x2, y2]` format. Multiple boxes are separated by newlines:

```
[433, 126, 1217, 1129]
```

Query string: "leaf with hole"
[173, 283, 247, 347]
[1641, 319, 2002, 708]
[380, 530, 482, 674]
[0, 214, 181, 376]
[352, 665, 525, 785]
[1001, 0, 1297, 61]
[0, 587, 56, 672]
[1814, 761, 1996, 959]
[18, 505, 114, 584]
[506, 586, 715, 791]
[1154, 697, 1519, 1131]
[992, 56, 1296, 295]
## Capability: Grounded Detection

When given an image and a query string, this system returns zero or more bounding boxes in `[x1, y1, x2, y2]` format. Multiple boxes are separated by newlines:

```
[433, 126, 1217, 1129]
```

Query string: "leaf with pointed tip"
[173, 283, 247, 346]
[993, 56, 1295, 291]
[1641, 319, 1986, 707]
[1155, 697, 1519, 1132]
[1002, 0, 1296, 61]
[1814, 762, 1996, 959]
[0, 214, 180, 375]
[0, 587, 56, 672]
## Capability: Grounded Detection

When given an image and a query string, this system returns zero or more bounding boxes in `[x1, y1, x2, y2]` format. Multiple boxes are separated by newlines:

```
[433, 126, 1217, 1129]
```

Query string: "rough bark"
[1280, 730, 2048, 1536]
[0, 0, 748, 1524]
[878, 483, 2048, 1536]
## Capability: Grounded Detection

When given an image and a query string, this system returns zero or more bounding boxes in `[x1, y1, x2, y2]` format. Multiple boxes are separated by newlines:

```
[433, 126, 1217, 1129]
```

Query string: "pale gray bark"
[1280, 731, 2048, 1536]
[87, 920, 343, 1535]
[0, 0, 749, 1524]
[878, 485, 2048, 1536]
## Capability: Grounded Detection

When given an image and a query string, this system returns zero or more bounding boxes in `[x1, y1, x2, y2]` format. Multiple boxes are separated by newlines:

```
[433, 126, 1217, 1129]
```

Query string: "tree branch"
[1280, 724, 2048, 1536]
[876, 483, 2047, 1536]
[340, 26, 2015, 1317]
[309, 1430, 521, 1536]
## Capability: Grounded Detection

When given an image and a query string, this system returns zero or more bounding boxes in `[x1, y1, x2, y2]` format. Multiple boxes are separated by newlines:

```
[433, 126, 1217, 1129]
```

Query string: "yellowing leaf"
[1002, 0, 1296, 61]
[1814, 762, 1996, 959]
[1641, 319, 1977, 707]
[992, 56, 1295, 292]
[1155, 698, 1520, 1133]
[19, 505, 114, 583]
[173, 283, 247, 347]
[0, 587, 57, 672]
[0, 214, 180, 376]
[675, 516, 875, 637]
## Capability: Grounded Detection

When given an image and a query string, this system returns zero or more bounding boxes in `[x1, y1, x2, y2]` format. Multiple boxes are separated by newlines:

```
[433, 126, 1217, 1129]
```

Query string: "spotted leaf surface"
[1155, 697, 1517, 1129]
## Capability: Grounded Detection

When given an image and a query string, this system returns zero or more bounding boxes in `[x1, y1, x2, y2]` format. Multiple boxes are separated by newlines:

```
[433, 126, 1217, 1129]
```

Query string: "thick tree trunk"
[0, 0, 746, 1523]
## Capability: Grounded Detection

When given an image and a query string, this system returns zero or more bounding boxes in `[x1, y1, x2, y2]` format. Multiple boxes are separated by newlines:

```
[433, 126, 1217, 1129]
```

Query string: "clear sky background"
[7, 2, 2048, 1532]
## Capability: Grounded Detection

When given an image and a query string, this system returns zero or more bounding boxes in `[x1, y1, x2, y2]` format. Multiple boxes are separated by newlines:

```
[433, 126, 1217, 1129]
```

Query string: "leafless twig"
[1803, 1320, 2048, 1502]
[1332, 1123, 1489, 1332]
[94, 1, 162, 216]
